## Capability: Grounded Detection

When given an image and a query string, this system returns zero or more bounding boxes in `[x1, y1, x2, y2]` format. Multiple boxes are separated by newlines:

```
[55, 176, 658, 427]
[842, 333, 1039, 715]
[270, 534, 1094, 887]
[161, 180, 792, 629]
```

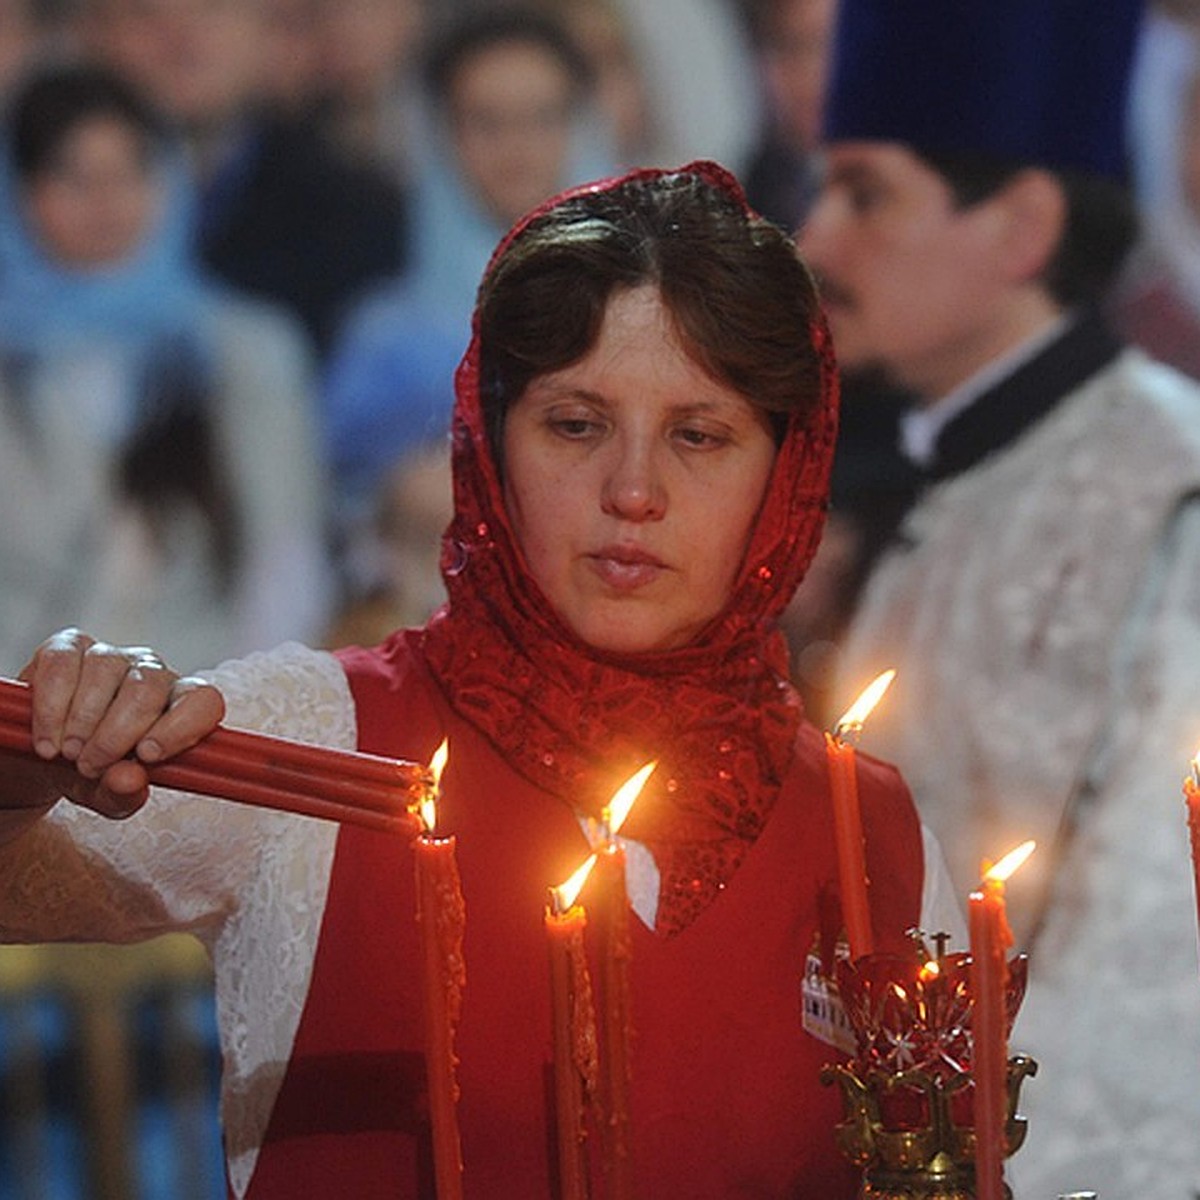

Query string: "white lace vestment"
[840, 351, 1200, 1198]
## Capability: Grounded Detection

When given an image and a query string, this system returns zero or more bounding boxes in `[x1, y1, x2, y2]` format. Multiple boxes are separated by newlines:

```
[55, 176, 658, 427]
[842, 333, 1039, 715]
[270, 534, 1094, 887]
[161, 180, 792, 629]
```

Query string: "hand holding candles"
[0, 675, 426, 834]
[968, 839, 1035, 1200]
[825, 670, 896, 960]
[412, 739, 465, 1200]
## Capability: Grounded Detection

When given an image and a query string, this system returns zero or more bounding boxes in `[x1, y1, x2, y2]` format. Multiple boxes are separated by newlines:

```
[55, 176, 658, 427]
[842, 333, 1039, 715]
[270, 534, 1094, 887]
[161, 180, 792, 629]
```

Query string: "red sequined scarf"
[417, 162, 840, 935]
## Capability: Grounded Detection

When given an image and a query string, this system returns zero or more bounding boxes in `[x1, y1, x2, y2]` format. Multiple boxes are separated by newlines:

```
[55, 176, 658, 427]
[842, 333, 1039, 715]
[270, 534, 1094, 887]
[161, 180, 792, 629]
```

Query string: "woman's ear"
[992, 168, 1068, 285]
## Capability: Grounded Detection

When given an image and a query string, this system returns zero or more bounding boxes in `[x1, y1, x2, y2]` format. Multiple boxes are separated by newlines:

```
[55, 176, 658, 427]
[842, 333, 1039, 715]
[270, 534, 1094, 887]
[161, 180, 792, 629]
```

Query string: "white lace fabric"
[841, 351, 1200, 1197]
[0, 641, 356, 1197]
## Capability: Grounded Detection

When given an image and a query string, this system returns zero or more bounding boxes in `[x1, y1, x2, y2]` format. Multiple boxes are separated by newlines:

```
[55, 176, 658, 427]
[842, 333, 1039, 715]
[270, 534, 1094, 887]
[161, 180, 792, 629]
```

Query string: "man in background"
[799, 1, 1200, 1194]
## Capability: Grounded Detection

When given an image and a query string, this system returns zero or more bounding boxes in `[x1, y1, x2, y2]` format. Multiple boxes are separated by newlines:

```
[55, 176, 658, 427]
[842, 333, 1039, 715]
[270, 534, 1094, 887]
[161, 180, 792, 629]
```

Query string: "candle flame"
[419, 793, 437, 834]
[551, 854, 597, 913]
[919, 959, 941, 983]
[419, 739, 450, 833]
[833, 669, 896, 740]
[1190, 749, 1200, 787]
[602, 760, 657, 839]
[983, 839, 1036, 883]
[429, 738, 449, 785]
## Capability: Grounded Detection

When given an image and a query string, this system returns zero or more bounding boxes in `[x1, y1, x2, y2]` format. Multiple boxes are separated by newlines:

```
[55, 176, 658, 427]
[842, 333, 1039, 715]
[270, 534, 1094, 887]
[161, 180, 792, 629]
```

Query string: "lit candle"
[546, 855, 599, 1200]
[412, 739, 465, 1200]
[1183, 752, 1200, 956]
[825, 670, 895, 959]
[968, 840, 1035, 1200]
[590, 761, 656, 1200]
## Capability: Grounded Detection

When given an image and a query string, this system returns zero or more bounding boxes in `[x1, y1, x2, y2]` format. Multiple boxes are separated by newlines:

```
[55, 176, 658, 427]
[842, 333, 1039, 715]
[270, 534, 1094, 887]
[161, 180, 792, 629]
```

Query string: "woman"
[0, 163, 951, 1198]
[0, 61, 331, 674]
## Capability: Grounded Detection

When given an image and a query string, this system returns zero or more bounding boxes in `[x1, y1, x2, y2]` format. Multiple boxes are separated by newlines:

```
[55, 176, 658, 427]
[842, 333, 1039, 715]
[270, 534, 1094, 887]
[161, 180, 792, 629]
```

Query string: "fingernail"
[61, 737, 83, 760]
[34, 738, 58, 760]
[138, 739, 163, 762]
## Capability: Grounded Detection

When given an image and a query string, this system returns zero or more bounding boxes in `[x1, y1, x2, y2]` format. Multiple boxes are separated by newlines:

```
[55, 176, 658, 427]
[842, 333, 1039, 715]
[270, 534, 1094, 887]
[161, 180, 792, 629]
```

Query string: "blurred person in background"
[731, 0, 916, 724]
[546, 0, 655, 167]
[605, 0, 760, 172]
[800, 0, 1200, 1192]
[78, 0, 408, 358]
[0, 61, 331, 673]
[258, 0, 324, 120]
[309, 0, 426, 185]
[740, 0, 838, 229]
[322, 439, 451, 649]
[0, 0, 52, 92]
[1110, 7, 1200, 378]
[321, 6, 607, 617]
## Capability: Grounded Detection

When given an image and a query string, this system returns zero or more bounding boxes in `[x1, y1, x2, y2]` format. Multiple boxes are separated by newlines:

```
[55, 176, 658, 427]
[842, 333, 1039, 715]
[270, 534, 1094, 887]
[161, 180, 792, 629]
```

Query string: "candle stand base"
[821, 1056, 1036, 1200]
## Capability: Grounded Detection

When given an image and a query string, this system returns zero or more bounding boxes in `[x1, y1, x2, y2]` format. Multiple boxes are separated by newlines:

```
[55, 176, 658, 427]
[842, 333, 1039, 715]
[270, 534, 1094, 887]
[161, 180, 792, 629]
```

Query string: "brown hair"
[476, 167, 823, 459]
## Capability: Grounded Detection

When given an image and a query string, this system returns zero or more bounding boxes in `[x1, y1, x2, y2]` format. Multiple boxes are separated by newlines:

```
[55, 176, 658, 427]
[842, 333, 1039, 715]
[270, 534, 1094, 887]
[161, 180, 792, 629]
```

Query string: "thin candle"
[968, 839, 1034, 1200]
[591, 761, 655, 1200]
[412, 739, 465, 1200]
[546, 854, 599, 1200]
[1183, 751, 1200, 962]
[825, 669, 895, 959]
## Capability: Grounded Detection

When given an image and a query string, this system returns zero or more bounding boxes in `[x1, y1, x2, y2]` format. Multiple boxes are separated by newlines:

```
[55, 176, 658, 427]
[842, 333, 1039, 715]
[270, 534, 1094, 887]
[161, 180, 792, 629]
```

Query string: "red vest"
[240, 634, 923, 1198]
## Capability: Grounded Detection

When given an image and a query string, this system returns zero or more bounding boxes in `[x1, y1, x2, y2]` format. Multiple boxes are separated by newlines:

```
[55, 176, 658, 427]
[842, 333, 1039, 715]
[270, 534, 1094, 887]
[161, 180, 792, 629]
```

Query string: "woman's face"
[502, 285, 778, 654]
[23, 115, 160, 269]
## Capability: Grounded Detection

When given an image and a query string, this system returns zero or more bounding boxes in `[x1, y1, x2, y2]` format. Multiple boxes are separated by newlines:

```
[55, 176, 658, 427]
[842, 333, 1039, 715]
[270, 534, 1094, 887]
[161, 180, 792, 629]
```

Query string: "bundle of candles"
[0, 675, 428, 835]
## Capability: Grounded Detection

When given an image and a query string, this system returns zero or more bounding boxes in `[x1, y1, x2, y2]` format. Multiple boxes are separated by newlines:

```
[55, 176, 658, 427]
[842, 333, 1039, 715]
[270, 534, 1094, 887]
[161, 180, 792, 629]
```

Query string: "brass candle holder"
[820, 942, 1037, 1199]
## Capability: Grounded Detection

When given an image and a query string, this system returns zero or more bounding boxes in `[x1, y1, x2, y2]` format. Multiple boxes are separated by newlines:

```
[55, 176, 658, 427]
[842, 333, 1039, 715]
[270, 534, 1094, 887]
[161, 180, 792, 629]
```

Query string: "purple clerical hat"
[823, 0, 1145, 179]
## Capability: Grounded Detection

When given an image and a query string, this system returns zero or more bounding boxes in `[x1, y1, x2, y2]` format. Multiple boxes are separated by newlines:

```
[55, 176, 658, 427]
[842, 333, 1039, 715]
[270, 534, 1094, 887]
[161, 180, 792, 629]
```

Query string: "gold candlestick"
[819, 942, 1037, 1199]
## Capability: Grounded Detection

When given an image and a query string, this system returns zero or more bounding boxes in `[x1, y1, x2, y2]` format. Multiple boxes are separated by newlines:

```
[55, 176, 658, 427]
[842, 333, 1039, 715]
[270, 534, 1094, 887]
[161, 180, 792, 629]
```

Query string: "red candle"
[546, 856, 599, 1200]
[413, 741, 465, 1200]
[824, 732, 873, 960]
[593, 841, 633, 1200]
[967, 841, 1034, 1200]
[825, 670, 894, 959]
[1184, 756, 1200, 957]
[587, 761, 655, 1200]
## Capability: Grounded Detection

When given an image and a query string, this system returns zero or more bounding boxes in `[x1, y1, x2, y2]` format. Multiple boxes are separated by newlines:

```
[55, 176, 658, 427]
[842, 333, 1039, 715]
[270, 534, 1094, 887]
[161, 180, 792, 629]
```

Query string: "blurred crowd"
[0, 0, 1198, 718]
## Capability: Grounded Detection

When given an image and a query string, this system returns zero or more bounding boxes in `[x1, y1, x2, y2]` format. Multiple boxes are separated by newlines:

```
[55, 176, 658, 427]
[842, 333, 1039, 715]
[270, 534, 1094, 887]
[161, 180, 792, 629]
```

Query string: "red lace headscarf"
[418, 162, 839, 934]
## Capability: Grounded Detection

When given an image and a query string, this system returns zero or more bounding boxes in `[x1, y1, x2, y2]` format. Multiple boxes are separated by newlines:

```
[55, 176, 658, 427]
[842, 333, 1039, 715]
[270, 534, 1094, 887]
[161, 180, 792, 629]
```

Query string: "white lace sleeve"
[0, 640, 360, 1198]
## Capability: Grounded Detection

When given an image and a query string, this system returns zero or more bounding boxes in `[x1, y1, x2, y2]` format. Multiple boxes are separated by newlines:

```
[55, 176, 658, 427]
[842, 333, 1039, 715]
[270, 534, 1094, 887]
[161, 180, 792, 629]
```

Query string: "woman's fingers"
[132, 675, 226, 764]
[20, 627, 97, 759]
[18, 629, 225, 784]
[72, 652, 177, 778]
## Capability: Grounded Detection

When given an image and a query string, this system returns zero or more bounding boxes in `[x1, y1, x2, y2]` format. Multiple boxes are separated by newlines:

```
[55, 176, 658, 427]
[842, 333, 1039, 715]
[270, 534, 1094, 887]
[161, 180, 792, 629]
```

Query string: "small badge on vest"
[800, 936, 856, 1055]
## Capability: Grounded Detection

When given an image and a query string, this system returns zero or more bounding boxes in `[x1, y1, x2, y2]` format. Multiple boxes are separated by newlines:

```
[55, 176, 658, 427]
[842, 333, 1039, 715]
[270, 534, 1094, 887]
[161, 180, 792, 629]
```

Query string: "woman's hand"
[5, 628, 225, 821]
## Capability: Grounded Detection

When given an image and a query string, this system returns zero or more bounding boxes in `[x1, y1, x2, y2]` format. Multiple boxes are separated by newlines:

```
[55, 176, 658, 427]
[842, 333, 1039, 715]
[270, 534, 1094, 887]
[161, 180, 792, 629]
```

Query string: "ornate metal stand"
[819, 943, 1037, 1200]
[821, 1055, 1037, 1199]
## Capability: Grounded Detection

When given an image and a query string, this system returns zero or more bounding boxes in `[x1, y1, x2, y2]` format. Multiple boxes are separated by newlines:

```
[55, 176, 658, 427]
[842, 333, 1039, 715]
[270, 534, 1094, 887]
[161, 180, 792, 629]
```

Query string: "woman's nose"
[601, 442, 666, 521]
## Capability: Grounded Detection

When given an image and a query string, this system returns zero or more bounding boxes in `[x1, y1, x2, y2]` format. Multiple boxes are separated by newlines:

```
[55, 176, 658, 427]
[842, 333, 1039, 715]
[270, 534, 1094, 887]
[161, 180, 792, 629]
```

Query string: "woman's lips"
[588, 545, 667, 591]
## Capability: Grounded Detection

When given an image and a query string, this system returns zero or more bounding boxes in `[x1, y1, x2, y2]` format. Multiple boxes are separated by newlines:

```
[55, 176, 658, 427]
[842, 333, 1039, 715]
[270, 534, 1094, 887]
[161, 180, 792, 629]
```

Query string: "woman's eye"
[674, 425, 728, 449]
[549, 415, 603, 439]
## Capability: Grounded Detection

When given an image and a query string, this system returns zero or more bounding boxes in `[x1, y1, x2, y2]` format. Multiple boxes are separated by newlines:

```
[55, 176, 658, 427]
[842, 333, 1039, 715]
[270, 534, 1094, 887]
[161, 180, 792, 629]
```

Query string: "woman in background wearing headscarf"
[0, 61, 331, 674]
